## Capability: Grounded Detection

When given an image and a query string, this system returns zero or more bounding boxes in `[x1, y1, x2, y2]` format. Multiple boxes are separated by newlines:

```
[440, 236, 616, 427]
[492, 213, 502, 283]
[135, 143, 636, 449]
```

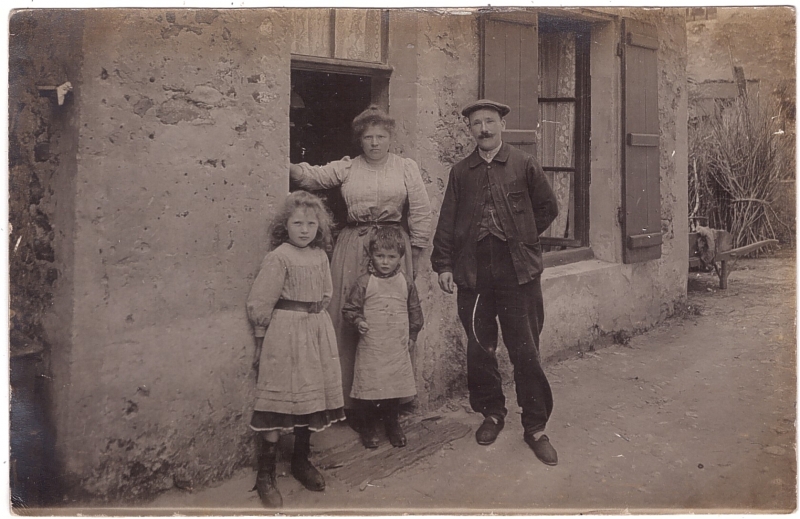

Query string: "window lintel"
[291, 54, 393, 77]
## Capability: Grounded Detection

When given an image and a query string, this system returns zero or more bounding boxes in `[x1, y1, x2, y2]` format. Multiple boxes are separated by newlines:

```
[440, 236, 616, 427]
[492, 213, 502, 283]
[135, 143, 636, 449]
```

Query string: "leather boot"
[359, 407, 380, 449]
[382, 400, 407, 448]
[291, 427, 325, 491]
[254, 438, 282, 508]
[344, 407, 364, 434]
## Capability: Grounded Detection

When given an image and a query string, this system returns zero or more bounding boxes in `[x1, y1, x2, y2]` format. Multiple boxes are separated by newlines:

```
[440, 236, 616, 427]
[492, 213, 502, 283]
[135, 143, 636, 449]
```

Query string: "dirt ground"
[80, 250, 797, 514]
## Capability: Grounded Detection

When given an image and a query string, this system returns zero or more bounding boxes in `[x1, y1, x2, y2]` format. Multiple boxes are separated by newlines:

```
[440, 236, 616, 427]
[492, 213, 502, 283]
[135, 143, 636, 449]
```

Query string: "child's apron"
[350, 273, 417, 400]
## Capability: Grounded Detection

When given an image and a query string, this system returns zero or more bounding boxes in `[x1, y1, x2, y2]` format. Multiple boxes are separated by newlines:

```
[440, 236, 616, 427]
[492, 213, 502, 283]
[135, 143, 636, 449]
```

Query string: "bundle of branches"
[689, 94, 793, 251]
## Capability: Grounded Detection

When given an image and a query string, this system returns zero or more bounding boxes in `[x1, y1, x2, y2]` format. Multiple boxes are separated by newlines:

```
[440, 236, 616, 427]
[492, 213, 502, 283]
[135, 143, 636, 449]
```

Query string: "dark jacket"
[431, 143, 558, 289]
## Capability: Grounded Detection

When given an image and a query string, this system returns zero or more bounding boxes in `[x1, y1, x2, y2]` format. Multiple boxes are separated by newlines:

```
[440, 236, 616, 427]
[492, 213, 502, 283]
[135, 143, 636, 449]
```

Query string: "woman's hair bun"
[352, 104, 396, 140]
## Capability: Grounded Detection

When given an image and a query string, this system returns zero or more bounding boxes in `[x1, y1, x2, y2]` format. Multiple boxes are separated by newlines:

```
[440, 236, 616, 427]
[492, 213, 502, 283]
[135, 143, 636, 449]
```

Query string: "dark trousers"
[456, 235, 553, 436]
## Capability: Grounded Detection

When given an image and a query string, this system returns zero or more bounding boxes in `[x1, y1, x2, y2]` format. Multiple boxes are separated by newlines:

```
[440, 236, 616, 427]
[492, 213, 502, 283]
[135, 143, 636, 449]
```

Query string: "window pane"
[334, 9, 383, 62]
[537, 102, 575, 168]
[539, 32, 575, 98]
[290, 9, 333, 57]
[535, 21, 589, 250]
[542, 170, 574, 240]
[537, 30, 576, 242]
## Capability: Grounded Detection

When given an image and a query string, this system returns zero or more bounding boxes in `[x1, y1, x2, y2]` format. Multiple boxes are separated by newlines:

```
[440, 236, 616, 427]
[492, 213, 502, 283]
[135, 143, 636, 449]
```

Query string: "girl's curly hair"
[269, 190, 334, 252]
[352, 104, 396, 144]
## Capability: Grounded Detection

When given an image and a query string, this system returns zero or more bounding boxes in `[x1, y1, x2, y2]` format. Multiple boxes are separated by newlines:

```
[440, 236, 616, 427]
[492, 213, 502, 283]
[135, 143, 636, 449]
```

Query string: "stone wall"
[687, 7, 795, 105]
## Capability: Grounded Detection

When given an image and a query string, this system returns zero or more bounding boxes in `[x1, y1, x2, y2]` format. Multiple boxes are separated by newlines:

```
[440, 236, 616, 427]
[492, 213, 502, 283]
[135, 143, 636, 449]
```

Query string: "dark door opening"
[290, 70, 373, 232]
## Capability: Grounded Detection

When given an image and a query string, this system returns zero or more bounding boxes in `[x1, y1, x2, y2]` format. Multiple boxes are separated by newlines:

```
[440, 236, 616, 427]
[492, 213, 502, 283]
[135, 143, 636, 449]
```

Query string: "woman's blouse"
[246, 243, 333, 337]
[292, 154, 432, 249]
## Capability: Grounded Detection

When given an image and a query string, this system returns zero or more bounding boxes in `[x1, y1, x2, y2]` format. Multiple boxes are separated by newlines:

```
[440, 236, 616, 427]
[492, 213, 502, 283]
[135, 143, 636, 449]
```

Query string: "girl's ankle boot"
[383, 402, 407, 447]
[359, 409, 380, 449]
[291, 427, 325, 491]
[254, 440, 282, 508]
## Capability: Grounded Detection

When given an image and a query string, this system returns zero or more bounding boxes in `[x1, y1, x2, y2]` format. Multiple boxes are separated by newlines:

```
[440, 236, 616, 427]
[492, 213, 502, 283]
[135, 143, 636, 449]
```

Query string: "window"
[289, 9, 392, 232]
[480, 13, 591, 261]
[686, 7, 717, 22]
[289, 9, 392, 160]
[482, 12, 661, 265]
[289, 70, 373, 230]
[289, 8, 391, 89]
[290, 9, 388, 64]
[536, 17, 591, 251]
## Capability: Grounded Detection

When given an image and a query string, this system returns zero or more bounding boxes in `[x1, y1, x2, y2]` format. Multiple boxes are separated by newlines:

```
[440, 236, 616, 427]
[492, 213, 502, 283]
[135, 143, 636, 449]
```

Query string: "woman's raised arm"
[289, 157, 353, 191]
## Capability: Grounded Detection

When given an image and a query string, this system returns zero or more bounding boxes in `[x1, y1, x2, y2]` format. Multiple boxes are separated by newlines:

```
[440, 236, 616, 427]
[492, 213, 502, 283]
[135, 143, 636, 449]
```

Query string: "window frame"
[290, 9, 390, 65]
[290, 9, 392, 116]
[291, 55, 392, 110]
[537, 17, 592, 252]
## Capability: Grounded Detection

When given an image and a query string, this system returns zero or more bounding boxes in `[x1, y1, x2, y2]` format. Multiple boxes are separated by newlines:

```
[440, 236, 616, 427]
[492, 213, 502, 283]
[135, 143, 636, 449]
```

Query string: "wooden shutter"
[481, 14, 538, 155]
[621, 18, 662, 263]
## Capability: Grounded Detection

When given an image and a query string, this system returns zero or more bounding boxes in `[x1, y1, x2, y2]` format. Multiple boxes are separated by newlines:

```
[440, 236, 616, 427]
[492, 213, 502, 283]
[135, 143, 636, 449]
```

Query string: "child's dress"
[342, 267, 424, 400]
[247, 242, 345, 432]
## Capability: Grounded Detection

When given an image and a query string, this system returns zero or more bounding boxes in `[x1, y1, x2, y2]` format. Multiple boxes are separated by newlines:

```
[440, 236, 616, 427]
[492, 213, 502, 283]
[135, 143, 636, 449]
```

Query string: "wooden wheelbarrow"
[689, 229, 779, 289]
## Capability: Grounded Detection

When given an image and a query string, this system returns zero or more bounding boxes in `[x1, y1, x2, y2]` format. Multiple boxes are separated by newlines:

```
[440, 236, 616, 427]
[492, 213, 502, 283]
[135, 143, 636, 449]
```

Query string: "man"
[431, 99, 559, 466]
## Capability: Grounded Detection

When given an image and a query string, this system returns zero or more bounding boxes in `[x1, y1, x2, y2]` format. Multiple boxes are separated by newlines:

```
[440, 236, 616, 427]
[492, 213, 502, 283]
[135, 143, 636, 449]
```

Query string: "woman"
[289, 105, 432, 419]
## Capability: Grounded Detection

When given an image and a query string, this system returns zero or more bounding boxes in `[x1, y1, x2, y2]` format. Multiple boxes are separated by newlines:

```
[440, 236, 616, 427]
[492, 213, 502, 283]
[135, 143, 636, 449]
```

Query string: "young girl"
[341, 226, 424, 449]
[246, 190, 345, 508]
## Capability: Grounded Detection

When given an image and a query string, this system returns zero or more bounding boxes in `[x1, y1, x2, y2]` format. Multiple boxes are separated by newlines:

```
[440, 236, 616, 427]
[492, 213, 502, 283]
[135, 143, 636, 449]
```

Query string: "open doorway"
[290, 70, 374, 232]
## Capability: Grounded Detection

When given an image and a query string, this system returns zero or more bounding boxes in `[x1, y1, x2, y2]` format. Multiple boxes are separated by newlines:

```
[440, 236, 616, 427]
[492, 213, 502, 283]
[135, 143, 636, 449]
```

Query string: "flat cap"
[461, 99, 511, 118]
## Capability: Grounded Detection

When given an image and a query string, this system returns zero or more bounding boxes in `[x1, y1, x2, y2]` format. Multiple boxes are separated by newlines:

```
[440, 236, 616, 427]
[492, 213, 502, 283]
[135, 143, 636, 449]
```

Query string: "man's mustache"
[478, 132, 494, 139]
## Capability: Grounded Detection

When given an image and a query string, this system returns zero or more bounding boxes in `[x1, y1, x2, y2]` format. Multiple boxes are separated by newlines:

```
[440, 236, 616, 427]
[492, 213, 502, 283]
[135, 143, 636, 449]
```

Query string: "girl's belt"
[274, 299, 324, 313]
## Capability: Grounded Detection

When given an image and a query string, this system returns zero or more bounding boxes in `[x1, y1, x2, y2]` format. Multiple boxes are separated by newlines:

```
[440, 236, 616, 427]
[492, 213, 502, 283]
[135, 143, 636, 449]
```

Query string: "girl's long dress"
[293, 154, 432, 407]
[246, 243, 345, 432]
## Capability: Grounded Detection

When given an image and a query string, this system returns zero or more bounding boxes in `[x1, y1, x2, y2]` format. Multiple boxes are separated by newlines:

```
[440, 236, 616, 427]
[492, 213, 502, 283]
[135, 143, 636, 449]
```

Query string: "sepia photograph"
[7, 3, 797, 514]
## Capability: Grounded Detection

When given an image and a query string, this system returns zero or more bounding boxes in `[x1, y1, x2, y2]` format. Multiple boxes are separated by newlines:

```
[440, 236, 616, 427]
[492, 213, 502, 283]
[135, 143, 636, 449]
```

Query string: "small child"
[246, 190, 345, 508]
[342, 225, 424, 449]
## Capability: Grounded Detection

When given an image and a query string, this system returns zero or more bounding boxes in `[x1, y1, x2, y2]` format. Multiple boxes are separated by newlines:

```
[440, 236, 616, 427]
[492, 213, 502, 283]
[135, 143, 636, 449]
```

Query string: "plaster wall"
[389, 9, 480, 407]
[587, 16, 622, 264]
[62, 9, 291, 499]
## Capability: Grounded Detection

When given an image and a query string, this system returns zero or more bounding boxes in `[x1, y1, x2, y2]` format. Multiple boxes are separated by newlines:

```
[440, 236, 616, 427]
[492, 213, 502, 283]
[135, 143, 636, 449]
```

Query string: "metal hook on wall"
[36, 81, 72, 106]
